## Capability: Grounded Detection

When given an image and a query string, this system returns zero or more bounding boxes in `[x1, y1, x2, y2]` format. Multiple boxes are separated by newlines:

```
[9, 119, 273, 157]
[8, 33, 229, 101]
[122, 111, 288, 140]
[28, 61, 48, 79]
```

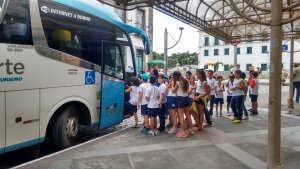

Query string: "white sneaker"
[168, 128, 177, 134]
[147, 130, 155, 136]
[154, 130, 159, 136]
[226, 112, 231, 116]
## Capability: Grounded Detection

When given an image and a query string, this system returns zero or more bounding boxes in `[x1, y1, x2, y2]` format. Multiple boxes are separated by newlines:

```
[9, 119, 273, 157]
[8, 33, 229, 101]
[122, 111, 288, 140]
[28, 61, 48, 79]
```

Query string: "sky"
[153, 9, 199, 55]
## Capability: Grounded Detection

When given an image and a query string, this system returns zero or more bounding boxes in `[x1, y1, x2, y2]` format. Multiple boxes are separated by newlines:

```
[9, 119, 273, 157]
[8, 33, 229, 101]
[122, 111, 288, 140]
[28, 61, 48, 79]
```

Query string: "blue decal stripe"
[0, 147, 4, 154]
[49, 0, 151, 54]
[4, 138, 44, 153]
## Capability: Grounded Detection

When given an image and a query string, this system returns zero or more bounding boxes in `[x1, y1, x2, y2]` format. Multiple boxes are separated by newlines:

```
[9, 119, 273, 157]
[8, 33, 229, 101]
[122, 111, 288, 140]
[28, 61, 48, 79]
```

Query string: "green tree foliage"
[152, 51, 164, 60]
[167, 51, 198, 68]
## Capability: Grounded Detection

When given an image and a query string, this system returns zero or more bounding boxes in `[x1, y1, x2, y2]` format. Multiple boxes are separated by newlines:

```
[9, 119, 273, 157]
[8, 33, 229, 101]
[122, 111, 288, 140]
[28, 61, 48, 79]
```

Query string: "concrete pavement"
[16, 108, 300, 169]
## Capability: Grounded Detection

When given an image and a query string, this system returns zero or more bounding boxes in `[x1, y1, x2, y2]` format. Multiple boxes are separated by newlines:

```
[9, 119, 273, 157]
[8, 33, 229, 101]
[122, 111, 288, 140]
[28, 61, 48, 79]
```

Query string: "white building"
[198, 32, 300, 72]
[103, 3, 153, 72]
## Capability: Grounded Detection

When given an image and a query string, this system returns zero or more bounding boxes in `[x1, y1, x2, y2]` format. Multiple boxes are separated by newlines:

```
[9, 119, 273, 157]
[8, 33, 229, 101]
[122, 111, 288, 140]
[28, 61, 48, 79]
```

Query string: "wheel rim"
[66, 116, 79, 138]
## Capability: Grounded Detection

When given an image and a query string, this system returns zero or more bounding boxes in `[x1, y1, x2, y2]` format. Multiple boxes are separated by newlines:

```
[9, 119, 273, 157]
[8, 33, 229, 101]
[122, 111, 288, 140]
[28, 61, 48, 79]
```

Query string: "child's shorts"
[227, 96, 232, 103]
[148, 108, 159, 117]
[177, 96, 189, 108]
[188, 97, 193, 106]
[166, 96, 178, 109]
[214, 98, 224, 104]
[250, 94, 258, 102]
[141, 105, 148, 116]
[125, 101, 137, 115]
[194, 93, 205, 105]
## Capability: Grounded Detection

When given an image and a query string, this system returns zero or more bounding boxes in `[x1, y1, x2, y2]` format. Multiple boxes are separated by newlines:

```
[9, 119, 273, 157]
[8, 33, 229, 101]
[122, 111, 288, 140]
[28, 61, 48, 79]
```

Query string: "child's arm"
[159, 87, 166, 108]
[171, 81, 179, 93]
[145, 88, 150, 101]
[125, 87, 132, 94]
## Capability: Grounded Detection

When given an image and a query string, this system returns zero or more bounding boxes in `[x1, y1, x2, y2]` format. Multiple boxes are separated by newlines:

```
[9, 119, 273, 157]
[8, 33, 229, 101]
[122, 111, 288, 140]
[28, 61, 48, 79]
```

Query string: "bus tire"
[51, 105, 79, 149]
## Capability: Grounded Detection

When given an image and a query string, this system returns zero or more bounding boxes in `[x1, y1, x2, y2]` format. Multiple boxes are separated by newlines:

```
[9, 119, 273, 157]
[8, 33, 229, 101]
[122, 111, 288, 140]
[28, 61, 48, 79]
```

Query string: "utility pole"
[163, 28, 184, 76]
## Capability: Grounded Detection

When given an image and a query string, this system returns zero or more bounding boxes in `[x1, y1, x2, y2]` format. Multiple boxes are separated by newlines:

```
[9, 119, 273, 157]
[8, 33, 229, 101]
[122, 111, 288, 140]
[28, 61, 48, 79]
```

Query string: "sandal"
[176, 131, 188, 138]
[194, 127, 203, 132]
[187, 129, 195, 135]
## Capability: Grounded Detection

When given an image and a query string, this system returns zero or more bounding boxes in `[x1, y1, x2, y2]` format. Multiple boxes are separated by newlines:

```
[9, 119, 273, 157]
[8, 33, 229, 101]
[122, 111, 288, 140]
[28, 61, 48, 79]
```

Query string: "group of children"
[125, 68, 259, 138]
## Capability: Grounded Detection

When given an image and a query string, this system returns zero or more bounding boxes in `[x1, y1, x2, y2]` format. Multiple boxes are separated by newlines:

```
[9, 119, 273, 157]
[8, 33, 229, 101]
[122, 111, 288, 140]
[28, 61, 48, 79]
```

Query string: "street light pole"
[163, 27, 184, 76]
[268, 0, 283, 168]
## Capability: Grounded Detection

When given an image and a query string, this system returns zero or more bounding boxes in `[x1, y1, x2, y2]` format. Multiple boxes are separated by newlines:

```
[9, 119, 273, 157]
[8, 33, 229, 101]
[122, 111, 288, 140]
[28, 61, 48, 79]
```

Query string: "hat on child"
[141, 73, 149, 80]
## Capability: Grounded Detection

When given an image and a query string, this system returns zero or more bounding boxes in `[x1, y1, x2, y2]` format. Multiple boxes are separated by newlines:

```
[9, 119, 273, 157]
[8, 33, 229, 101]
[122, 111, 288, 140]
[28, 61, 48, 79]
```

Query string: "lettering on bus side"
[0, 60, 24, 83]
[40, 5, 91, 22]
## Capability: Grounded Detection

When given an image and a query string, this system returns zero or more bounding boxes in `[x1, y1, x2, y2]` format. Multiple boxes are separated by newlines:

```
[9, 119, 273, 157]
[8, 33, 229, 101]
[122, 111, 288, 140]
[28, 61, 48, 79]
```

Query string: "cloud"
[153, 9, 199, 55]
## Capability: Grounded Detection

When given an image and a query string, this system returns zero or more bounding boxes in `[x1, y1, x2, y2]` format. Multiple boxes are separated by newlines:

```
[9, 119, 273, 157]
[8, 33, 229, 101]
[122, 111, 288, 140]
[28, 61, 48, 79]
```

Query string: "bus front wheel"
[51, 105, 79, 149]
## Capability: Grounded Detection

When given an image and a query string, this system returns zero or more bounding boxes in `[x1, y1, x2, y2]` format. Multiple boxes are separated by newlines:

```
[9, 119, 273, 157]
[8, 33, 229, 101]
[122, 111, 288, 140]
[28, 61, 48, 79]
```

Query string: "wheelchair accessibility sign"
[85, 71, 95, 85]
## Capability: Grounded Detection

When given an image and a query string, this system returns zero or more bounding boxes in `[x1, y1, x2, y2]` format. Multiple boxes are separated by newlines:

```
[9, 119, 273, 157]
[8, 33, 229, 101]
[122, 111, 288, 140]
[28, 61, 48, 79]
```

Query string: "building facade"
[198, 32, 300, 72]
[104, 3, 153, 73]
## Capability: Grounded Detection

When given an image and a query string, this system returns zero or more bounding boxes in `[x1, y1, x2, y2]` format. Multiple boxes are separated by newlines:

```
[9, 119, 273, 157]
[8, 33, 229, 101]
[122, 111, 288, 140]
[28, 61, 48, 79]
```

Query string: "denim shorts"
[141, 105, 148, 116]
[167, 96, 178, 109]
[177, 96, 189, 108]
[148, 108, 159, 117]
[125, 101, 137, 115]
[188, 97, 193, 107]
[227, 96, 232, 103]
[250, 94, 258, 102]
[214, 98, 224, 105]
[194, 93, 205, 105]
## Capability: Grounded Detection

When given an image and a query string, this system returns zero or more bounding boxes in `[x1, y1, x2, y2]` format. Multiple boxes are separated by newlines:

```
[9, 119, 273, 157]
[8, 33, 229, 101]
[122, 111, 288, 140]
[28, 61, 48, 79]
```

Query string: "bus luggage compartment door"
[99, 76, 125, 128]
[0, 92, 5, 154]
[5, 90, 40, 152]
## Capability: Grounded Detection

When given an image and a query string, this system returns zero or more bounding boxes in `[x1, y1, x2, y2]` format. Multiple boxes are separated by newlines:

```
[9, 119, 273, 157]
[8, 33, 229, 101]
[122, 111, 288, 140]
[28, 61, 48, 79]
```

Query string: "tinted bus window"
[0, 0, 33, 45]
[39, 0, 129, 67]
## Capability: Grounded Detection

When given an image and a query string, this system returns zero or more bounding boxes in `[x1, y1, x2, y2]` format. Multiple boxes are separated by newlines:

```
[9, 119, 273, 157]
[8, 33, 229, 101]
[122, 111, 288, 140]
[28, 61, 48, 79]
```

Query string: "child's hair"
[217, 76, 223, 80]
[149, 76, 157, 84]
[196, 69, 207, 82]
[252, 71, 259, 78]
[207, 69, 213, 74]
[173, 71, 189, 92]
[158, 73, 164, 79]
[130, 77, 140, 86]
[153, 68, 159, 78]
[234, 70, 242, 75]
[186, 71, 192, 76]
[241, 73, 246, 80]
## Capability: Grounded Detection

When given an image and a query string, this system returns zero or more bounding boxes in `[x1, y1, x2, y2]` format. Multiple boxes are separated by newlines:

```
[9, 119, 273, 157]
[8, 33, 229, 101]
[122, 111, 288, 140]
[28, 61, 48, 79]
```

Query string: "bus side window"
[0, 0, 33, 45]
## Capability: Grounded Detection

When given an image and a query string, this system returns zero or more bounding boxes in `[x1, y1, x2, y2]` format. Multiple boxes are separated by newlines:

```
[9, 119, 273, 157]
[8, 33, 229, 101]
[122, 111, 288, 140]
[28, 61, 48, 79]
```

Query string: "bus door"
[99, 42, 125, 128]
[0, 93, 5, 154]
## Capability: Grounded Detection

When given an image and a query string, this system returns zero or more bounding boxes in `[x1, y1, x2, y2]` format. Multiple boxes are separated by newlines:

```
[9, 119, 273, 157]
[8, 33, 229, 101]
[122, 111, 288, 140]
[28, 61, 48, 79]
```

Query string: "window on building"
[224, 48, 229, 55]
[247, 47, 252, 54]
[224, 64, 230, 71]
[237, 47, 240, 54]
[136, 9, 145, 30]
[214, 49, 219, 56]
[204, 37, 209, 46]
[237, 64, 240, 69]
[262, 46, 268, 53]
[204, 65, 208, 69]
[214, 37, 219, 45]
[261, 64, 267, 71]
[246, 64, 252, 71]
[204, 50, 209, 56]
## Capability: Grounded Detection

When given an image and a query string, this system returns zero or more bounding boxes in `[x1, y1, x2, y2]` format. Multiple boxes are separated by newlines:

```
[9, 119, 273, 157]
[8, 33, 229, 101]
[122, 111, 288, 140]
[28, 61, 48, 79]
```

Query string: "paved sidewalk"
[17, 109, 300, 169]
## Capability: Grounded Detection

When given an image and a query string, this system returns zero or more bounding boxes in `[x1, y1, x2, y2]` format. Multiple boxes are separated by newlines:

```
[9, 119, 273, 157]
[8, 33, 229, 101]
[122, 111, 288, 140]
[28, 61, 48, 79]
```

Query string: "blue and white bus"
[0, 0, 151, 154]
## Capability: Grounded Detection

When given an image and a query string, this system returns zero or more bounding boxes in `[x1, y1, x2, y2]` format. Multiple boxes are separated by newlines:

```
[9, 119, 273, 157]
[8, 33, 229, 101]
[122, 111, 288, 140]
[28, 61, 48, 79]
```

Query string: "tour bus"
[0, 0, 151, 154]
